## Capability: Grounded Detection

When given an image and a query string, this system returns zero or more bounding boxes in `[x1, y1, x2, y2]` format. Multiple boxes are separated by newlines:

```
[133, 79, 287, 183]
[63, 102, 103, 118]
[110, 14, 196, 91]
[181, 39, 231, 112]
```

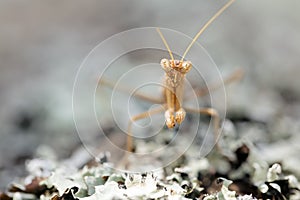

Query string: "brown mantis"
[99, 0, 243, 154]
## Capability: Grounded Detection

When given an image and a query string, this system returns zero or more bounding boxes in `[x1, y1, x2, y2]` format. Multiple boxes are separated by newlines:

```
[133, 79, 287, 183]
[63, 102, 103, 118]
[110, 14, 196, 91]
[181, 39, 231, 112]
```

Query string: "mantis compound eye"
[160, 58, 170, 68]
[160, 58, 172, 72]
[181, 61, 192, 73]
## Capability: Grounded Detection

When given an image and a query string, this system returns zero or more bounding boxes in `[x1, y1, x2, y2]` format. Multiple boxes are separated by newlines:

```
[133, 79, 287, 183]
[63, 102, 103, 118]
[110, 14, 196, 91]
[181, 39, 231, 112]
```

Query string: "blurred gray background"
[1, 0, 300, 189]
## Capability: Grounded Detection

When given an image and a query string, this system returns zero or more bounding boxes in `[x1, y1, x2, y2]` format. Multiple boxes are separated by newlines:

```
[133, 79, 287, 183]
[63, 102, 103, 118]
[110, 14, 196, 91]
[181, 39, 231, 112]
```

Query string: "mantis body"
[100, 0, 243, 154]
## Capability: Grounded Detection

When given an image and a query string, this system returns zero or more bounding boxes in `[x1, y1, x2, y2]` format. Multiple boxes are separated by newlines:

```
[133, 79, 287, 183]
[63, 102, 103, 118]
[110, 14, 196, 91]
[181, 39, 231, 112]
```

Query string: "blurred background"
[1, 0, 300, 189]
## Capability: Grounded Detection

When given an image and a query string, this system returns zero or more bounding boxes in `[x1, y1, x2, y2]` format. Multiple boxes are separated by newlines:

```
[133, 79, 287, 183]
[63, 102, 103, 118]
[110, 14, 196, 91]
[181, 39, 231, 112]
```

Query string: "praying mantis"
[99, 0, 243, 154]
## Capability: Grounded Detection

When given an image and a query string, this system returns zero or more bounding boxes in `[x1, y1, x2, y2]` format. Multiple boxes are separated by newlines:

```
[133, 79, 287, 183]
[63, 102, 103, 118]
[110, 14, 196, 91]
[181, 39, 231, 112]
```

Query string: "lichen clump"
[2, 142, 300, 199]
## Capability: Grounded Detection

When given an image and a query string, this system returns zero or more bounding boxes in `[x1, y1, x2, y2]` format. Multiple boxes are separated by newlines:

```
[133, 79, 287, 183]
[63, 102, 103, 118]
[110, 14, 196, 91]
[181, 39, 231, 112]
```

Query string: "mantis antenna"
[156, 27, 175, 62]
[180, 0, 236, 62]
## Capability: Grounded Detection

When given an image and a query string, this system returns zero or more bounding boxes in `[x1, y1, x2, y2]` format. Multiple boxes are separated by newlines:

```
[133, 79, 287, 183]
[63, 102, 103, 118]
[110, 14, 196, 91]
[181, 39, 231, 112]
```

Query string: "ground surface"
[0, 1, 300, 198]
